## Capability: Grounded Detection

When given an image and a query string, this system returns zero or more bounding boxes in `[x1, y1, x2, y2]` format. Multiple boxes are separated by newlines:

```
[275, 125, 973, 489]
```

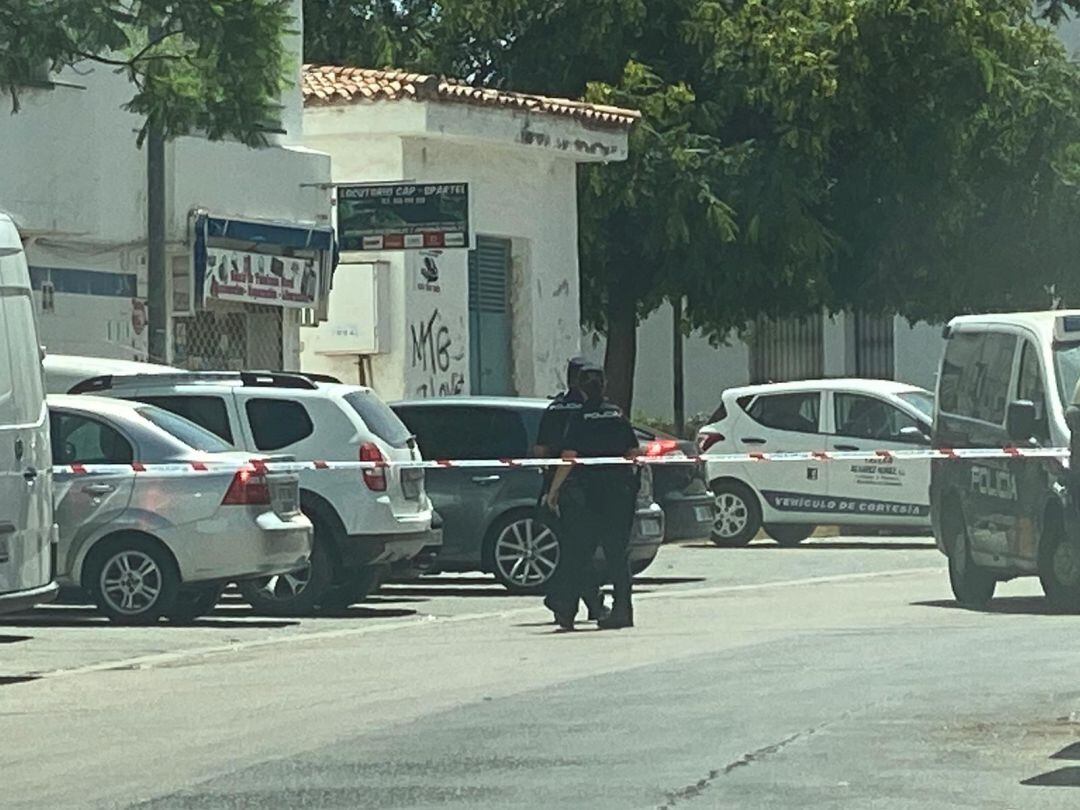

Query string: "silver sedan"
[48, 395, 312, 624]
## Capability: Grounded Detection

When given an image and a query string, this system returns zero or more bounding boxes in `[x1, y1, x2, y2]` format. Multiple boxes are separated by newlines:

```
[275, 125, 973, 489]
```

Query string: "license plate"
[694, 505, 713, 522]
[270, 482, 298, 516]
[401, 469, 423, 500]
[640, 519, 663, 537]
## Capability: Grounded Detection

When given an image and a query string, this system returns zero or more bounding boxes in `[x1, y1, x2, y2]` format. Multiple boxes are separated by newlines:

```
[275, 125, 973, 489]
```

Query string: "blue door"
[468, 236, 513, 395]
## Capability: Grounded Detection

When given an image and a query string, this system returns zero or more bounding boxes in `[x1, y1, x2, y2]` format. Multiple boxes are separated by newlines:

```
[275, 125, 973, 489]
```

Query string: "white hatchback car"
[697, 379, 935, 546]
[65, 370, 438, 615]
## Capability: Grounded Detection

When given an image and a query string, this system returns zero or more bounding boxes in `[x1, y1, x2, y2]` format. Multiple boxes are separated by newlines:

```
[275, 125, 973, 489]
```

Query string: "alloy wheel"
[713, 492, 749, 539]
[494, 518, 560, 588]
[99, 550, 164, 616]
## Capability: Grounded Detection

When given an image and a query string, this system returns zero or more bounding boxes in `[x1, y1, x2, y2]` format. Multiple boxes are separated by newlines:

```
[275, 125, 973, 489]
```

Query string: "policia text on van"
[931, 311, 1080, 611]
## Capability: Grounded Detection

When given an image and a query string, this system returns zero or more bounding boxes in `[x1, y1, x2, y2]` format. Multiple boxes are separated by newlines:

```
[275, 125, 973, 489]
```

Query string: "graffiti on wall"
[411, 307, 466, 397]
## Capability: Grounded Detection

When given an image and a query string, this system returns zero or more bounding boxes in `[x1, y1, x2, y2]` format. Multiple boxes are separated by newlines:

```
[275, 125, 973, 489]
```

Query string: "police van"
[931, 310, 1080, 610]
[0, 212, 58, 614]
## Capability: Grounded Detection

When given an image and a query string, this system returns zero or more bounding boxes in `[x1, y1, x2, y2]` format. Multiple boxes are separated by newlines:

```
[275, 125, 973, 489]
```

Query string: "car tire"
[165, 582, 225, 624]
[947, 522, 995, 609]
[709, 481, 761, 547]
[86, 534, 180, 625]
[238, 521, 335, 617]
[320, 566, 385, 610]
[630, 559, 653, 577]
[765, 524, 814, 547]
[486, 511, 561, 594]
[1038, 514, 1080, 612]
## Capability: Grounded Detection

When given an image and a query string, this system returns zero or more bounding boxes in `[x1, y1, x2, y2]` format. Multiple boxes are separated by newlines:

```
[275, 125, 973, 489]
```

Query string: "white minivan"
[0, 213, 58, 614]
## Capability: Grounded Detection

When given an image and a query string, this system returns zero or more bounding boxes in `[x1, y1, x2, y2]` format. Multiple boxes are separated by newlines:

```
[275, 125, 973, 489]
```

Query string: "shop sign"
[337, 183, 470, 251]
[204, 247, 318, 309]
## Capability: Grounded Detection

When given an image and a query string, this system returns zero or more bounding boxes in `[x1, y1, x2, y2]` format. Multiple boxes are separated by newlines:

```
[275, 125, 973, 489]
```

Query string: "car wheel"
[320, 566, 385, 610]
[488, 512, 560, 594]
[765, 524, 814, 547]
[710, 481, 761, 547]
[238, 524, 334, 617]
[165, 582, 225, 624]
[630, 559, 653, 577]
[87, 535, 180, 625]
[1039, 515, 1080, 612]
[947, 522, 995, 609]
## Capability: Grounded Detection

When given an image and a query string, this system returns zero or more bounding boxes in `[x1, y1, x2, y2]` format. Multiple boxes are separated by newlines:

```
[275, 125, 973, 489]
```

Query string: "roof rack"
[67, 370, 319, 395]
[253, 369, 344, 385]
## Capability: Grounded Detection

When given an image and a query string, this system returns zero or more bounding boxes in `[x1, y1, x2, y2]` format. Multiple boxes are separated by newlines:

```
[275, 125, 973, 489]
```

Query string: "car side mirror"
[898, 425, 930, 445]
[1006, 400, 1037, 443]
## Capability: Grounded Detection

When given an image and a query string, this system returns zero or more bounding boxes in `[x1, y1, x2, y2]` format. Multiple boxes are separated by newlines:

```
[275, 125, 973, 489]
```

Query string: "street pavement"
[5, 536, 1080, 808]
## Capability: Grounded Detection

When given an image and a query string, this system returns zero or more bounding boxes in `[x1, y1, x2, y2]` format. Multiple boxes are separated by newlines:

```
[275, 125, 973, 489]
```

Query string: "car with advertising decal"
[697, 379, 934, 546]
[59, 369, 440, 615]
[49, 394, 312, 623]
[931, 311, 1080, 611]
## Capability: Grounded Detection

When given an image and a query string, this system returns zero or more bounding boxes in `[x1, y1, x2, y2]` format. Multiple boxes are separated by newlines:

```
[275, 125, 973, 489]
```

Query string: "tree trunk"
[603, 279, 637, 414]
[672, 297, 685, 437]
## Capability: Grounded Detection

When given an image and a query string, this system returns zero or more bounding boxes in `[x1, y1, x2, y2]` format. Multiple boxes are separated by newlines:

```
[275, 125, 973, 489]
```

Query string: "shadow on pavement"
[309, 606, 418, 619]
[1052, 742, 1080, 760]
[1022, 767, 1080, 787]
[912, 597, 1068, 616]
[0, 634, 32, 644]
[0, 606, 300, 629]
[633, 576, 706, 586]
[0, 675, 40, 686]
[682, 541, 936, 551]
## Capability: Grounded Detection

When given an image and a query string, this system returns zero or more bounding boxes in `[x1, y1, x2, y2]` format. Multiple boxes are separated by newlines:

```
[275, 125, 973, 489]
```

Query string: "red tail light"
[221, 466, 271, 505]
[360, 442, 387, 492]
[644, 439, 681, 457]
[697, 432, 725, 454]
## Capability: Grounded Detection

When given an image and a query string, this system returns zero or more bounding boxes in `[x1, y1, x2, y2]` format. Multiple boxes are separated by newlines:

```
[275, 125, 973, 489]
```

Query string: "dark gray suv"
[391, 397, 665, 592]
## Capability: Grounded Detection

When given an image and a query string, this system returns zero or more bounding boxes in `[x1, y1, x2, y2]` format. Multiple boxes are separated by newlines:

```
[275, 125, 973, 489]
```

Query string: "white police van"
[698, 379, 934, 546]
[0, 213, 58, 614]
[931, 310, 1080, 610]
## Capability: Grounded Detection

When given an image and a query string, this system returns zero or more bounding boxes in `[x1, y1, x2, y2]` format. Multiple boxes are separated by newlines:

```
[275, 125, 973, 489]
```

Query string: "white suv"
[697, 379, 934, 546]
[66, 370, 438, 614]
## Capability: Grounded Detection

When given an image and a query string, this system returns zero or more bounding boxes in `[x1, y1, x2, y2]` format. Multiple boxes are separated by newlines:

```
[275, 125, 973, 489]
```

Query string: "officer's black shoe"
[597, 606, 633, 630]
[585, 594, 606, 621]
[554, 611, 576, 631]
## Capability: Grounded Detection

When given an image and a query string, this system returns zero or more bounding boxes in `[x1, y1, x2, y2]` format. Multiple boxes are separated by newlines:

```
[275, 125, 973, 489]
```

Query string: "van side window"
[746, 392, 820, 433]
[939, 331, 1016, 424]
[50, 412, 133, 464]
[1017, 341, 1050, 440]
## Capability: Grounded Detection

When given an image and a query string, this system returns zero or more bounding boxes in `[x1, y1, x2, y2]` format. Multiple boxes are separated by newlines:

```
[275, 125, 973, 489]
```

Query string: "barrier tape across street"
[51, 445, 1072, 476]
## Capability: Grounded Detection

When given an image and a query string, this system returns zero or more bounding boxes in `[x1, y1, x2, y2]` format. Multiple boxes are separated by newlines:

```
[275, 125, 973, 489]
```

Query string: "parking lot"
[9, 536, 1080, 809]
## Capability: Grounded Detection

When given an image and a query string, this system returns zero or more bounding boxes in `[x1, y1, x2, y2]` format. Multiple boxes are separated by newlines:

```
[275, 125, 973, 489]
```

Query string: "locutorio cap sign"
[337, 183, 470, 251]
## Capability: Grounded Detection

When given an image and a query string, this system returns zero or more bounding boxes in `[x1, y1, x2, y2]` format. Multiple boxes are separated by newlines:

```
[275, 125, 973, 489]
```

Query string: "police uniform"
[551, 397, 639, 626]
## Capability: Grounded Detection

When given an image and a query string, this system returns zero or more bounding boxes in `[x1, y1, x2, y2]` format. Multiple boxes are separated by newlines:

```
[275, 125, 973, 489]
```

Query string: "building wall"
[301, 104, 587, 401]
[0, 6, 330, 363]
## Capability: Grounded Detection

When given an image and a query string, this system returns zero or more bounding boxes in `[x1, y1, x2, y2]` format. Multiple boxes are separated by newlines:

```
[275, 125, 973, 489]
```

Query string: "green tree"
[305, 0, 1080, 411]
[0, 0, 294, 145]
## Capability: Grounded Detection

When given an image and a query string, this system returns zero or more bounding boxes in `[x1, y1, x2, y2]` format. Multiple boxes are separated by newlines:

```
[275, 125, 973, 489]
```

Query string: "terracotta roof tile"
[302, 65, 639, 130]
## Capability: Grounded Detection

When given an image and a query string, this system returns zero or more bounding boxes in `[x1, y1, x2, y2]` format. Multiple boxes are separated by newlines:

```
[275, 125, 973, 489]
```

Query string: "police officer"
[544, 363, 640, 630]
[535, 357, 606, 622]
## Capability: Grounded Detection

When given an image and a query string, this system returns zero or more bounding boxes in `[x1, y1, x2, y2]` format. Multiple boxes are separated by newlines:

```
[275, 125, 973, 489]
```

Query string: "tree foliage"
[0, 0, 294, 145]
[305, 0, 1080, 409]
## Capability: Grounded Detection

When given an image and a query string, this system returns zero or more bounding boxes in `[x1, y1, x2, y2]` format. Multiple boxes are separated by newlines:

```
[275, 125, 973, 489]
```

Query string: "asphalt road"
[5, 536, 1080, 809]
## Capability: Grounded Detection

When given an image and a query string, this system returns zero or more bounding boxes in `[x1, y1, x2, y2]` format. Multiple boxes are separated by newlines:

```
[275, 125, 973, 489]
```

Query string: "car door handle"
[471, 475, 501, 485]
[741, 438, 766, 445]
[22, 467, 38, 482]
[82, 483, 116, 496]
[834, 444, 860, 451]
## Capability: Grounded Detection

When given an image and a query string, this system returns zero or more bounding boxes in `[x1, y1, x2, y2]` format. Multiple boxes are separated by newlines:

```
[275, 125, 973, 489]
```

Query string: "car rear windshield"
[344, 391, 412, 448]
[898, 391, 934, 420]
[135, 405, 234, 453]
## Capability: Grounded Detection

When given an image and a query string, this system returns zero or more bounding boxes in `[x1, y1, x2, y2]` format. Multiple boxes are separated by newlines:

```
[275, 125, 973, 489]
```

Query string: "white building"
[299, 66, 637, 399]
[0, 0, 333, 369]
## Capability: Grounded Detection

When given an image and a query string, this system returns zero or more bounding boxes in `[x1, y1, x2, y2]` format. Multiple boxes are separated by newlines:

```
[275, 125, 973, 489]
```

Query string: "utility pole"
[673, 296, 685, 437]
[146, 21, 168, 364]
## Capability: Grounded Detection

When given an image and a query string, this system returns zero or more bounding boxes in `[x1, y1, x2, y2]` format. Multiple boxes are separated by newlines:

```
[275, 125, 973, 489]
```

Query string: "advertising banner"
[204, 247, 318, 309]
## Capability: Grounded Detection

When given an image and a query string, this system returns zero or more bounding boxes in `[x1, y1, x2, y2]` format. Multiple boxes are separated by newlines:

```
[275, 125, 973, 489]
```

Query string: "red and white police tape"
[52, 445, 1072, 476]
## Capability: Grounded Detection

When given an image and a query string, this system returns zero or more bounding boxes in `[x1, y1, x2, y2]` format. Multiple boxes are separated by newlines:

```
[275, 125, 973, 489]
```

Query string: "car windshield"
[135, 405, 234, 453]
[897, 391, 934, 420]
[344, 391, 412, 448]
[1054, 343, 1080, 409]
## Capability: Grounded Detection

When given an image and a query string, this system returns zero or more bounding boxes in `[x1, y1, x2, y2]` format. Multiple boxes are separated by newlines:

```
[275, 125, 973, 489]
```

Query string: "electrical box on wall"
[308, 262, 389, 355]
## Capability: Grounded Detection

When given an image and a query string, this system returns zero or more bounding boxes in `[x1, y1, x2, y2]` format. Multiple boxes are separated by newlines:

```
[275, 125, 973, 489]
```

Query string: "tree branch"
[75, 28, 185, 69]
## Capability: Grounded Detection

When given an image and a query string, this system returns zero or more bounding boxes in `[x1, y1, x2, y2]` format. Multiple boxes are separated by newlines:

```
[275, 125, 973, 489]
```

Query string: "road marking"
[19, 566, 943, 682]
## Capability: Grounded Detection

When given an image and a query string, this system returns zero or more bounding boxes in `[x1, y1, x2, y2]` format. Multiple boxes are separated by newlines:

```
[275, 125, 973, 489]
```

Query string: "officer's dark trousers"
[547, 480, 635, 615]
